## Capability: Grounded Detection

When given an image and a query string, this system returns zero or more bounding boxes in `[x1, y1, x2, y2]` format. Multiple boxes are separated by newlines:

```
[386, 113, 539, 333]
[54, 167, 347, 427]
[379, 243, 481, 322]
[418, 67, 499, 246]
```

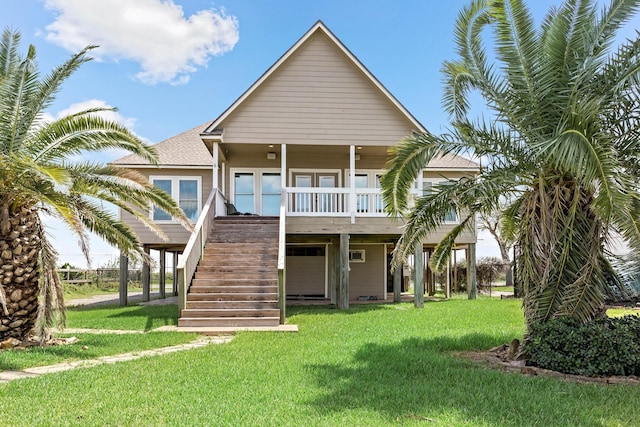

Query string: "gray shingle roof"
[427, 152, 479, 169]
[111, 123, 212, 167]
[112, 122, 478, 171]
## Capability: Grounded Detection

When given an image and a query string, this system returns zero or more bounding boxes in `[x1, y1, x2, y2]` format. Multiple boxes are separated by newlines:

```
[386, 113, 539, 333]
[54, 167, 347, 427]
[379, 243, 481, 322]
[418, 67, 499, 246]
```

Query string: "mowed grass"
[2, 299, 640, 426]
[1, 304, 197, 370]
[66, 303, 181, 331]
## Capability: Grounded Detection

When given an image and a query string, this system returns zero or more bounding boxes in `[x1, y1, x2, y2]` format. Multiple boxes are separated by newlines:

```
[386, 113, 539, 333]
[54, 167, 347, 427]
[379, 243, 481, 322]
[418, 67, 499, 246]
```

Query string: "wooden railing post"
[119, 253, 128, 307]
[338, 233, 350, 309]
[414, 243, 424, 308]
[393, 263, 402, 303]
[142, 246, 151, 302]
[467, 243, 477, 300]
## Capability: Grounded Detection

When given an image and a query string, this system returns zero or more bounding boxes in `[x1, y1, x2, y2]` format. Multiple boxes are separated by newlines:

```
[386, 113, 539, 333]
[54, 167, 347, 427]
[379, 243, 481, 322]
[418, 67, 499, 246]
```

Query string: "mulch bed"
[455, 343, 640, 385]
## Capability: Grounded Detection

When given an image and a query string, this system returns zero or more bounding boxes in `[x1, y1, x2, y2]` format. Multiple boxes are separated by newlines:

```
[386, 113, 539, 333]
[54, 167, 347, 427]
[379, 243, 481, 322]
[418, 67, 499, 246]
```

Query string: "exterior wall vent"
[349, 249, 366, 263]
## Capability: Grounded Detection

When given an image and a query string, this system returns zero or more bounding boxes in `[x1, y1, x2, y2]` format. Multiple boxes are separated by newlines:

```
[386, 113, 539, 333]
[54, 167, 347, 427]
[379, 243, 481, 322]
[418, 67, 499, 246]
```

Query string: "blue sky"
[2, 0, 635, 267]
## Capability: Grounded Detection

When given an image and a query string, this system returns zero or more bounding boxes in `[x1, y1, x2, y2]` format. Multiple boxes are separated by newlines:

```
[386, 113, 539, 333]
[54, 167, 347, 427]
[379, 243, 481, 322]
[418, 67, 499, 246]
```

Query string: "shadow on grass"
[286, 299, 451, 317]
[68, 304, 178, 331]
[305, 334, 630, 426]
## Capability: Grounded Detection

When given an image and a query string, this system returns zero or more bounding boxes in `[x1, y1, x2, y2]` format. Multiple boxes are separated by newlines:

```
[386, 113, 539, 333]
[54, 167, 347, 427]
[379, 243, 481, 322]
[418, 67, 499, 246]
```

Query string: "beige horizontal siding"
[220, 31, 417, 146]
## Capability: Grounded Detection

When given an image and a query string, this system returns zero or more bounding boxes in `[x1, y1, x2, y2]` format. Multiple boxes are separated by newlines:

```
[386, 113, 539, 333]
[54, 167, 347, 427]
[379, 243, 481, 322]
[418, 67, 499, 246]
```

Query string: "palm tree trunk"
[0, 205, 42, 341]
[517, 176, 606, 328]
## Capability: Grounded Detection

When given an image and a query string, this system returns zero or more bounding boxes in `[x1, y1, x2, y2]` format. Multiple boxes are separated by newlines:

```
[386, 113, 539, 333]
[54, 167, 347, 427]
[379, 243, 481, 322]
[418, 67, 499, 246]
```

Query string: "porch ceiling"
[221, 143, 391, 165]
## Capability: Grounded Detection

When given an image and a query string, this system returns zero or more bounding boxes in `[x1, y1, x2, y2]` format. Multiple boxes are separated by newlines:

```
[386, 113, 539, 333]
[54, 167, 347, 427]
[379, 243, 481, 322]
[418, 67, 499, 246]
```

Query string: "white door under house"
[231, 170, 281, 215]
[286, 245, 328, 299]
[348, 243, 387, 300]
[290, 171, 340, 213]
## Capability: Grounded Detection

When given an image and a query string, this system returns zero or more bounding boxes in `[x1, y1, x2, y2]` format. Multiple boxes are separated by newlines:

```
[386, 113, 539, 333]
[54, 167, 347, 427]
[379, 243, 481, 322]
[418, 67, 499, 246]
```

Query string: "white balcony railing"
[285, 187, 387, 217]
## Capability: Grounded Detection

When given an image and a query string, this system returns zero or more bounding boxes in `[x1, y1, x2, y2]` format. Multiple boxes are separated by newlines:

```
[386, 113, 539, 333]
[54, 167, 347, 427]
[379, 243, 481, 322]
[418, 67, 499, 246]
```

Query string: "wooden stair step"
[209, 224, 278, 236]
[178, 317, 280, 327]
[180, 308, 280, 318]
[197, 258, 276, 266]
[186, 300, 279, 309]
[189, 285, 278, 293]
[190, 278, 277, 286]
[186, 292, 278, 301]
[214, 217, 278, 223]
[203, 247, 277, 253]
[193, 275, 277, 282]
[195, 265, 276, 273]
[209, 238, 277, 242]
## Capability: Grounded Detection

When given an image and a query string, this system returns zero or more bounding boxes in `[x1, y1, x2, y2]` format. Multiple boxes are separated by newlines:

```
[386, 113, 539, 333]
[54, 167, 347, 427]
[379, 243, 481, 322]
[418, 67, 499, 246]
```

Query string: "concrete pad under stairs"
[178, 217, 284, 328]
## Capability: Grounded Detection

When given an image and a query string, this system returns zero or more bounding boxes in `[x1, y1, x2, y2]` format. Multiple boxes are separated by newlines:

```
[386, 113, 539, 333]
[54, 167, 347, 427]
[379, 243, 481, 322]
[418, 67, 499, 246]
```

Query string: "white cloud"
[43, 0, 239, 85]
[56, 99, 137, 129]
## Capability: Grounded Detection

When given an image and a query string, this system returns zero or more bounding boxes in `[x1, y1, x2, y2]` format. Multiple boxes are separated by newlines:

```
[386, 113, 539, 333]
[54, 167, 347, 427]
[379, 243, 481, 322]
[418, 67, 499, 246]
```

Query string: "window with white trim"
[151, 176, 201, 222]
[230, 169, 281, 215]
[422, 178, 458, 223]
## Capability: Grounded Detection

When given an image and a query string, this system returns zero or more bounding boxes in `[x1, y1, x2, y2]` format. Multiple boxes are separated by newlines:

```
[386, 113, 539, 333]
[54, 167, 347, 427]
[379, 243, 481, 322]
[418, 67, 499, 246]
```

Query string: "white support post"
[213, 142, 219, 191]
[281, 144, 287, 189]
[222, 162, 226, 197]
[349, 145, 356, 224]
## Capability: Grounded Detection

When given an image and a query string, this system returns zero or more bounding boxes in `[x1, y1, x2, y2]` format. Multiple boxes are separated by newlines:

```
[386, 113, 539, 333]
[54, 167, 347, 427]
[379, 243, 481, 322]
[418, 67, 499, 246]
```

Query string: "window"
[231, 170, 281, 215]
[261, 172, 281, 216]
[151, 176, 201, 222]
[152, 179, 172, 221]
[179, 180, 198, 221]
[234, 172, 255, 214]
[422, 179, 458, 223]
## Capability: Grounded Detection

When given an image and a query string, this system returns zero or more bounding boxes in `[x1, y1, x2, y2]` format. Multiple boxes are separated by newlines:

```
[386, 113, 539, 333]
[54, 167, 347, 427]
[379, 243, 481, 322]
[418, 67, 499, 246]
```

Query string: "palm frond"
[381, 132, 445, 216]
[35, 217, 65, 342]
[29, 113, 158, 164]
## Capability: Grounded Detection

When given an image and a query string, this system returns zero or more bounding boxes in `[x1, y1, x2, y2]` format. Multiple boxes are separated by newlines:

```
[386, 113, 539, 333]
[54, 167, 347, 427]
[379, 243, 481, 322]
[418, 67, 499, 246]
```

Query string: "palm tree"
[381, 0, 640, 330]
[0, 29, 192, 343]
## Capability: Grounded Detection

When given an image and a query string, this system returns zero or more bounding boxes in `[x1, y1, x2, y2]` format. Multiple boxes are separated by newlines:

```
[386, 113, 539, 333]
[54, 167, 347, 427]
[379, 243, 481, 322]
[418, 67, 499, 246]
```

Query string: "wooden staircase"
[178, 216, 280, 327]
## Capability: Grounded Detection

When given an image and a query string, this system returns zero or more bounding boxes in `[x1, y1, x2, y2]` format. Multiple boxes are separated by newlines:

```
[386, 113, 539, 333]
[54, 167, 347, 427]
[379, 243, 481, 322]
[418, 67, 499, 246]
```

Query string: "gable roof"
[111, 20, 477, 171]
[111, 123, 212, 168]
[202, 20, 426, 138]
[427, 152, 479, 170]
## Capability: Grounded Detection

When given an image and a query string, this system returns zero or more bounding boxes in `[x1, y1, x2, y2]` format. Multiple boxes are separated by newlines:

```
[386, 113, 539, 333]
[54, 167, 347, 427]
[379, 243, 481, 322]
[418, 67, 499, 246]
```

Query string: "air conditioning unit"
[349, 249, 365, 263]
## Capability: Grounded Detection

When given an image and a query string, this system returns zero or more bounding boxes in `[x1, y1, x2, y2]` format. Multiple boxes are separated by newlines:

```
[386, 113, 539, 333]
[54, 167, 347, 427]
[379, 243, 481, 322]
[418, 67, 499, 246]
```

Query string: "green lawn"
[0, 304, 197, 370]
[2, 299, 639, 426]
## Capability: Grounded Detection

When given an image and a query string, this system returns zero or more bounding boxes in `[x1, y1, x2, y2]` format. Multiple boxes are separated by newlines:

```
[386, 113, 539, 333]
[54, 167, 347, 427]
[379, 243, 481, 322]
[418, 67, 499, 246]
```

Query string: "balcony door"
[291, 171, 339, 213]
[351, 171, 384, 214]
[232, 170, 281, 215]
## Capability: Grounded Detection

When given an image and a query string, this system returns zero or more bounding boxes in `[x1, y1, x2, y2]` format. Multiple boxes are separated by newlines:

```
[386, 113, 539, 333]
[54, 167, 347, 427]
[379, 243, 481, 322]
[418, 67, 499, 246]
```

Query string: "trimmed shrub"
[525, 315, 640, 377]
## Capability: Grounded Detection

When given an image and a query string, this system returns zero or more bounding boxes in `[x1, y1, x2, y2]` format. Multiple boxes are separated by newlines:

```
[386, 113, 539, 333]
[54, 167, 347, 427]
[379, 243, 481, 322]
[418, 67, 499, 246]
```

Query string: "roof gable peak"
[203, 20, 424, 136]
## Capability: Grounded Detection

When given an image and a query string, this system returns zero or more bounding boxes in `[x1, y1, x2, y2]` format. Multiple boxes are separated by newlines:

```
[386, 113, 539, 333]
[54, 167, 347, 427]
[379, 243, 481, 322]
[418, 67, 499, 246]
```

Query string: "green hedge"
[525, 316, 640, 377]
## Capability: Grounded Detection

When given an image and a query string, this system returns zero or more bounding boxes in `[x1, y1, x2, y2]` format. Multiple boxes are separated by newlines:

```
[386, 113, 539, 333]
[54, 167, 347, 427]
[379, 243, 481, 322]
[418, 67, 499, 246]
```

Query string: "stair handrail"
[177, 188, 218, 310]
[277, 191, 286, 324]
